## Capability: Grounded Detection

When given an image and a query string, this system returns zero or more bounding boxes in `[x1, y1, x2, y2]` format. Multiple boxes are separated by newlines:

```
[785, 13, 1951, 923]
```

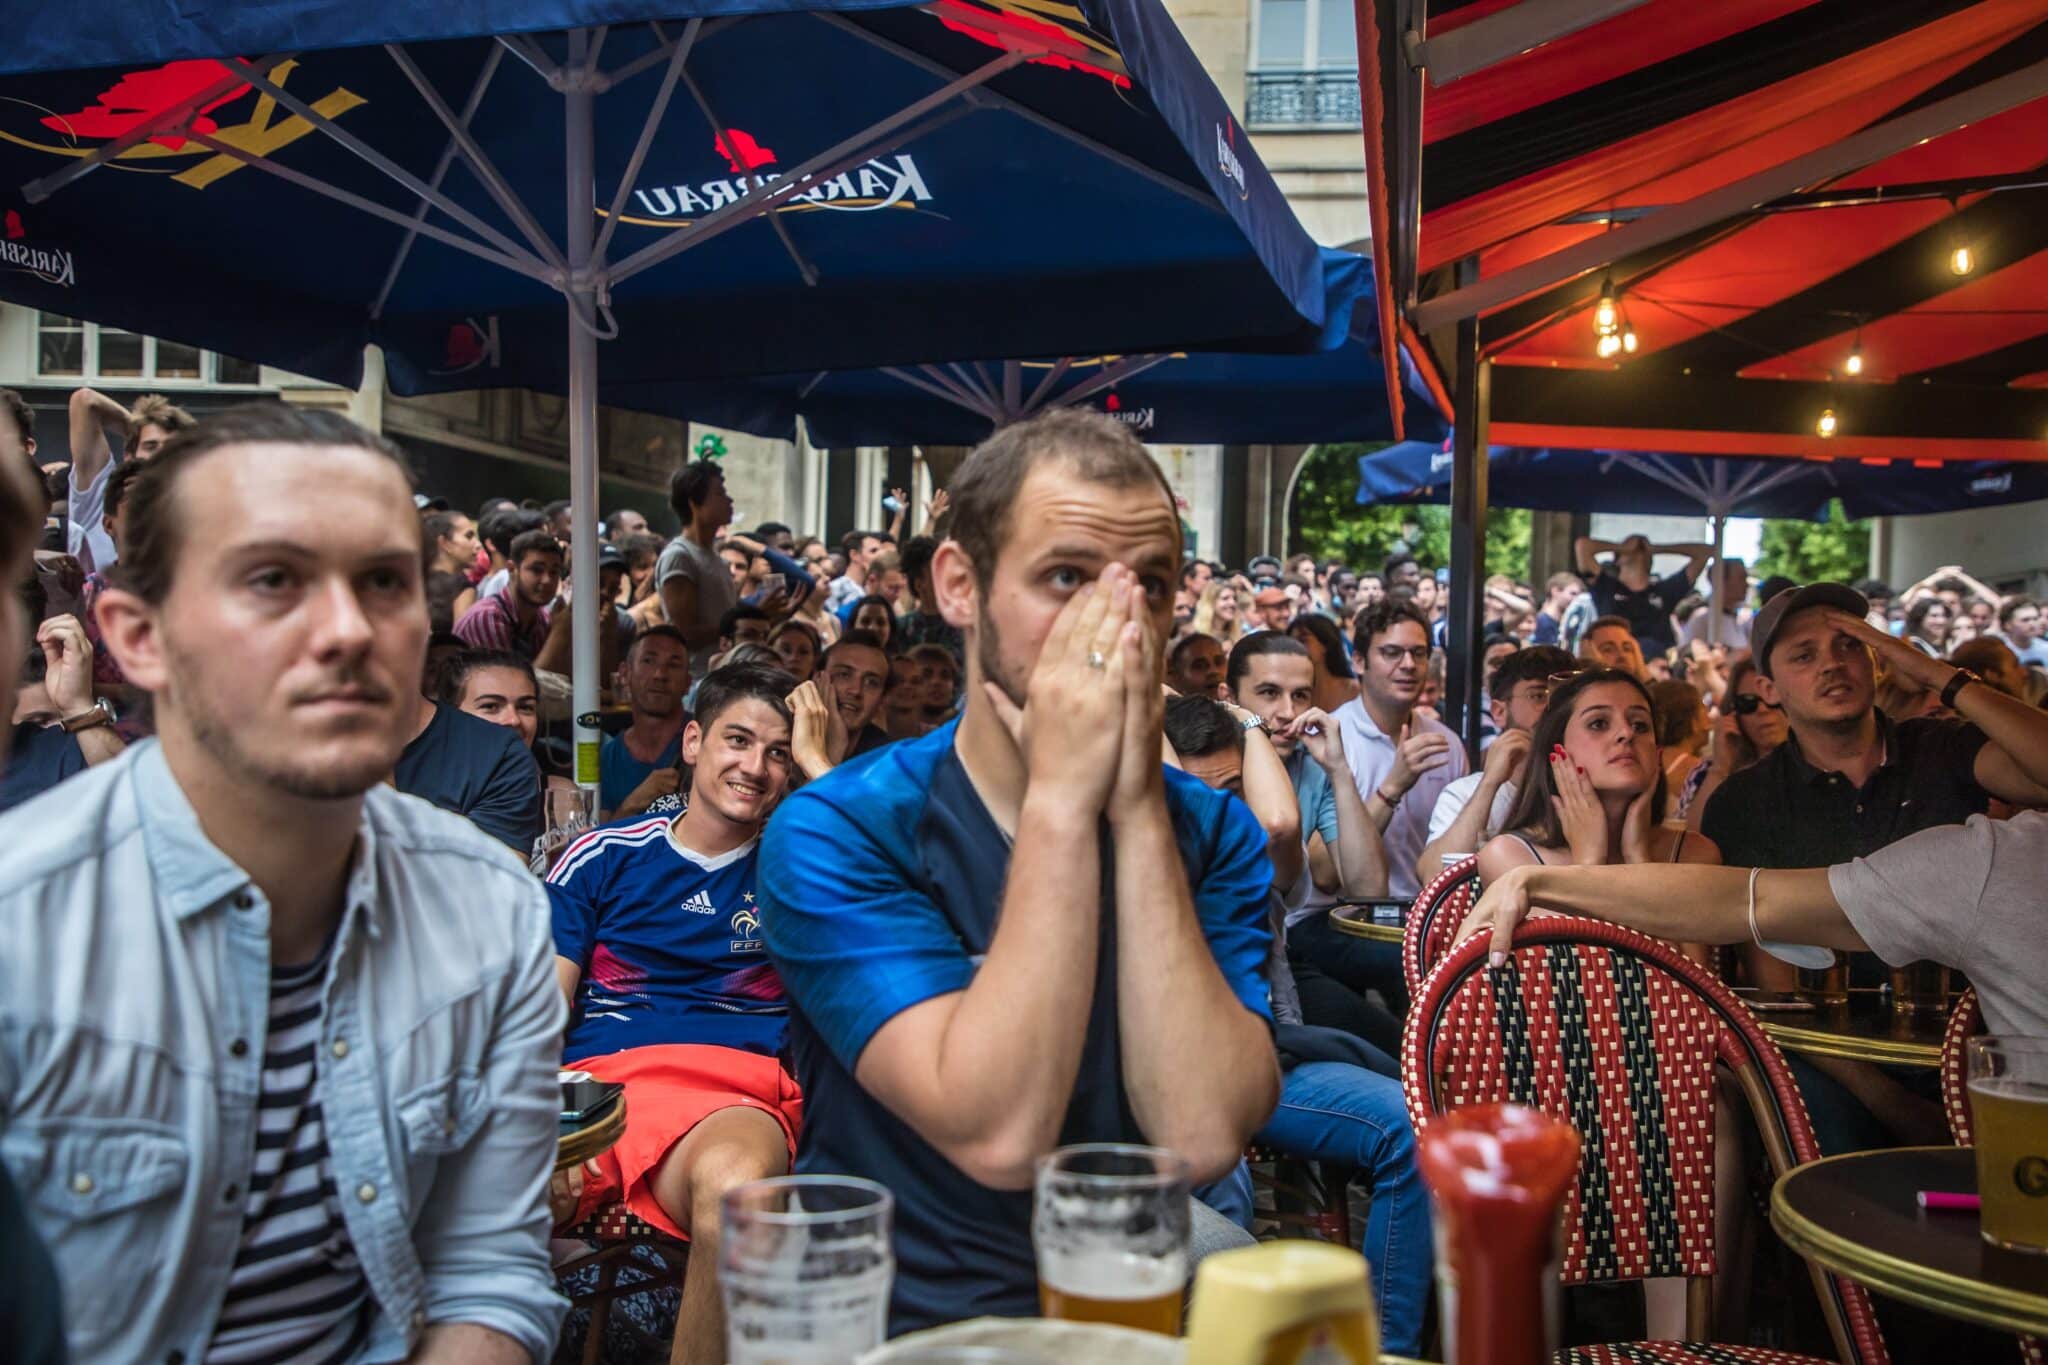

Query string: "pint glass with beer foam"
[1968, 1037, 2048, 1254]
[1033, 1144, 1191, 1335]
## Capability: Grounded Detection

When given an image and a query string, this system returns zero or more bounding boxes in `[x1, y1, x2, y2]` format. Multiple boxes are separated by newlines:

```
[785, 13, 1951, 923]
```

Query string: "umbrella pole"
[1707, 512, 1725, 650]
[565, 39, 602, 805]
[1444, 256, 1489, 749]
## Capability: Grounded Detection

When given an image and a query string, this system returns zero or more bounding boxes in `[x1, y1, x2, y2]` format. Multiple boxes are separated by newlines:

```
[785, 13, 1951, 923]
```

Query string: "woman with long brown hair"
[1476, 668, 1722, 884]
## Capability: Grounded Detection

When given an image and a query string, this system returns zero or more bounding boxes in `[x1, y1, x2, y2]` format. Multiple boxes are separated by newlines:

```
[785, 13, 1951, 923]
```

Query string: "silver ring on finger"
[1087, 650, 1107, 670]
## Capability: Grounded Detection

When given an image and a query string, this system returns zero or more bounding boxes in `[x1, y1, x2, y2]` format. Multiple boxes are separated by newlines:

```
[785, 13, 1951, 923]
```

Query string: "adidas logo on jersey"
[681, 891, 719, 916]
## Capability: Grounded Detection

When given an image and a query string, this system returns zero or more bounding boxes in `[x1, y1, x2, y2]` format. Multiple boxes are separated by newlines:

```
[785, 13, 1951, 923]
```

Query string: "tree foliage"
[1290, 442, 1531, 582]
[1756, 501, 1871, 584]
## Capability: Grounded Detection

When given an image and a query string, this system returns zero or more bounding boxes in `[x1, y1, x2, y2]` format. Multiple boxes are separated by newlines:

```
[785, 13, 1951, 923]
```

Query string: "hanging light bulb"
[1594, 277, 1618, 334]
[1596, 332, 1622, 359]
[1947, 202, 1975, 276]
[1622, 326, 1639, 354]
[1817, 406, 1838, 439]
[1845, 345, 1864, 376]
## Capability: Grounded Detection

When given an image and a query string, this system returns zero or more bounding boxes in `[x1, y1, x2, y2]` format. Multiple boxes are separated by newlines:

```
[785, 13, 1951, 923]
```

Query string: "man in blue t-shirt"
[392, 688, 542, 853]
[547, 662, 803, 1365]
[760, 410, 1280, 1333]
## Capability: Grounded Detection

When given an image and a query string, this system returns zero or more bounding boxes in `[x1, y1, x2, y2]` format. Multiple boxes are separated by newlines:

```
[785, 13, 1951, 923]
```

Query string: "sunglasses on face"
[1728, 693, 1780, 716]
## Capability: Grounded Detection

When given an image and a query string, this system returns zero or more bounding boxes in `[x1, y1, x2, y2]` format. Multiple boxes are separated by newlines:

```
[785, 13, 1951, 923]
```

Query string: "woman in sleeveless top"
[1476, 668, 1721, 885]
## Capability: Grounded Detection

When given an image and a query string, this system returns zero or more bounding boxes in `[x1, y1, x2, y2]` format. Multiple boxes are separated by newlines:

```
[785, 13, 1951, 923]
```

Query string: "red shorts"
[565, 1044, 804, 1239]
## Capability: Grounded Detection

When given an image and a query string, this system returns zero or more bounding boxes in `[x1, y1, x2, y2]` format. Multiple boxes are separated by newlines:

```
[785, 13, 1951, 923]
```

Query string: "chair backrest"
[1402, 855, 1479, 997]
[1942, 987, 1984, 1146]
[1403, 918, 1891, 1365]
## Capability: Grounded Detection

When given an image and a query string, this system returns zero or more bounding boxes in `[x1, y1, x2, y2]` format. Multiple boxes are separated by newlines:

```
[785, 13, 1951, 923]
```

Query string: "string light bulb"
[1596, 332, 1622, 358]
[1594, 278, 1618, 334]
[1622, 326, 1639, 354]
[1845, 345, 1864, 376]
[1817, 406, 1838, 439]
[1947, 201, 1975, 276]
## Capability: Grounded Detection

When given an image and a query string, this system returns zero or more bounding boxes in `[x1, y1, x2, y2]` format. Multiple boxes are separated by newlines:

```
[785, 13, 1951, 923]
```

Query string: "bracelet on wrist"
[1373, 785, 1402, 807]
[1939, 668, 1979, 710]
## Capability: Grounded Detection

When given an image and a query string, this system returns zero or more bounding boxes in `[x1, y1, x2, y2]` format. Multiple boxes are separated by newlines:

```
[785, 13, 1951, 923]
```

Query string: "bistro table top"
[1737, 988, 1948, 1068]
[557, 1093, 627, 1172]
[1772, 1146, 2048, 1338]
[1328, 899, 1411, 944]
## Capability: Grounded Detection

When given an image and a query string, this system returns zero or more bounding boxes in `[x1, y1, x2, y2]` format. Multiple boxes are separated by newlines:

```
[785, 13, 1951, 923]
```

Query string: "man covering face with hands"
[758, 409, 1279, 1333]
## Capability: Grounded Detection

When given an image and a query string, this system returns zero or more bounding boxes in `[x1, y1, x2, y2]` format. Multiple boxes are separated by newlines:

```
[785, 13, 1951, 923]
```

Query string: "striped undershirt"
[205, 942, 370, 1365]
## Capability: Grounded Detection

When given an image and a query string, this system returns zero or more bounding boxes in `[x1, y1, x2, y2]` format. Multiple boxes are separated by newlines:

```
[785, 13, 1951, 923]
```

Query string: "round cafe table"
[557, 1093, 627, 1172]
[1738, 988, 1947, 1068]
[1328, 899, 1411, 945]
[1771, 1146, 2048, 1338]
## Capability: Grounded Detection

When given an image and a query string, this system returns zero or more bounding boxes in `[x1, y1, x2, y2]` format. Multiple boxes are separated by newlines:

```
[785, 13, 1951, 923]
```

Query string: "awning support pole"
[564, 29, 603, 804]
[1445, 254, 1489, 748]
[682, 68, 821, 286]
[1023, 356, 1074, 413]
[881, 365, 1001, 422]
[1707, 513, 1726, 649]
[1410, 0, 1650, 86]
[1042, 353, 1173, 411]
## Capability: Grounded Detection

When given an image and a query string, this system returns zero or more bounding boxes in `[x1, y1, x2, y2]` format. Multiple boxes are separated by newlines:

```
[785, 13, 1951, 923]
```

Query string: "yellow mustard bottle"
[1183, 1242, 1379, 1365]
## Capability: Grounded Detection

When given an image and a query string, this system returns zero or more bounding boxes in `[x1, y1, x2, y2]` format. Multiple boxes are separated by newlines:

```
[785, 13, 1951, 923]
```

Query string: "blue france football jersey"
[548, 815, 786, 1061]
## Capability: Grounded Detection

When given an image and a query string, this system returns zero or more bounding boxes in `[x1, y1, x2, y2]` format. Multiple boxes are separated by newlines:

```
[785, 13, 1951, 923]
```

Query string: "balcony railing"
[1245, 69, 1361, 128]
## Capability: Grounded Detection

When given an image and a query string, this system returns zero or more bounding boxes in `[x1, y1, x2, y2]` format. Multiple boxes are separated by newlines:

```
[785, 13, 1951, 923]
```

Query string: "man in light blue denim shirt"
[0, 405, 566, 1363]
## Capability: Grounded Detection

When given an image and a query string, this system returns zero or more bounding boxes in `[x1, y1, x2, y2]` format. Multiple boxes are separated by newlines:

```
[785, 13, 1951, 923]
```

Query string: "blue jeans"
[1258, 1062, 1432, 1355]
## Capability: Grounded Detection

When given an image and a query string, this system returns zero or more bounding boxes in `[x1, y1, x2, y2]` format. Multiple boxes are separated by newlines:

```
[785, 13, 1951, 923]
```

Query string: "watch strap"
[59, 699, 112, 734]
[1939, 668, 1978, 710]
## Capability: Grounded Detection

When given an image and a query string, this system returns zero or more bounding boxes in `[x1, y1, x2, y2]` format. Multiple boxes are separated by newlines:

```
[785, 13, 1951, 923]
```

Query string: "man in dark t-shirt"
[760, 411, 1277, 1333]
[394, 696, 544, 854]
[1574, 533, 1710, 658]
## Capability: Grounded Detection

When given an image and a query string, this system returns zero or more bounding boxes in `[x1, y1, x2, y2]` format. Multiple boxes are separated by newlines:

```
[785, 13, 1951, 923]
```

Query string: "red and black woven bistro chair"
[1941, 987, 1983, 1146]
[1401, 854, 1480, 998]
[1403, 917, 1891, 1365]
[554, 1205, 691, 1365]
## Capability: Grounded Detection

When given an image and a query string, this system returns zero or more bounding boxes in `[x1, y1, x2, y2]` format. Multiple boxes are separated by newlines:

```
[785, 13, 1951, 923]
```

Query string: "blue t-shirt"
[392, 702, 543, 853]
[758, 721, 1273, 1334]
[599, 729, 683, 814]
[0, 723, 86, 813]
[1285, 750, 1341, 850]
[547, 815, 785, 1061]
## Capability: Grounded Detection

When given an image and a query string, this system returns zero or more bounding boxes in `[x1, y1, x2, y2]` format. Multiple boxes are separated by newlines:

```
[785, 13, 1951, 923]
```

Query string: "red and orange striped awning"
[1357, 0, 2048, 460]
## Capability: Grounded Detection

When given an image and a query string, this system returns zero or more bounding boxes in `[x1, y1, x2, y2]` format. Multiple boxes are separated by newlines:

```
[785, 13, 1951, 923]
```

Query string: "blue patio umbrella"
[605, 295, 1449, 445]
[1355, 442, 2048, 522]
[0, 0, 1360, 792]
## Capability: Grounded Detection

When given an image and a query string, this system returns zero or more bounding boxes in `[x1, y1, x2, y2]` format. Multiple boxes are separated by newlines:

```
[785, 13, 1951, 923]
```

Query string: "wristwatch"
[1939, 668, 1980, 710]
[60, 697, 116, 734]
[1238, 712, 1266, 733]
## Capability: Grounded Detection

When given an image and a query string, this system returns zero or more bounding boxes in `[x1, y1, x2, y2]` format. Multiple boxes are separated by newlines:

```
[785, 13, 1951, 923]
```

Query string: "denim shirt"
[0, 741, 568, 1363]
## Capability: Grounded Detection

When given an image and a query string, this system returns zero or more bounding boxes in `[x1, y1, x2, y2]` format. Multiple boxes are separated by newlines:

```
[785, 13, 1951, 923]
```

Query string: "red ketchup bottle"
[1416, 1102, 1582, 1365]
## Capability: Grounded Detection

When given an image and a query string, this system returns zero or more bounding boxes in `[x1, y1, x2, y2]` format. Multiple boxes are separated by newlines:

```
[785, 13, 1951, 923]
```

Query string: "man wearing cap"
[1699, 584, 2048, 1149]
[1701, 583, 2048, 878]
[1252, 585, 1293, 633]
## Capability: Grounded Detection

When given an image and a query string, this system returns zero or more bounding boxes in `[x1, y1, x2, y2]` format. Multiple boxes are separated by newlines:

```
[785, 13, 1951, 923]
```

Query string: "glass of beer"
[721, 1176, 895, 1363]
[1889, 961, 1951, 1017]
[1033, 1143, 1190, 1336]
[1967, 1037, 2048, 1254]
[1796, 961, 1849, 1008]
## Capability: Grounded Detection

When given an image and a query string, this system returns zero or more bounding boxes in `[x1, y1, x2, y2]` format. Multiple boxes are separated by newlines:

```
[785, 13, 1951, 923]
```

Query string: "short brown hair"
[125, 393, 195, 453]
[946, 408, 1176, 589]
[0, 389, 44, 571]
[114, 402, 414, 604]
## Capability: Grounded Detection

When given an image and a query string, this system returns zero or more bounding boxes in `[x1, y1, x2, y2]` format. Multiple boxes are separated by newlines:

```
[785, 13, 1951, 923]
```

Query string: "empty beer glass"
[1033, 1143, 1190, 1336]
[722, 1176, 895, 1363]
[1968, 1037, 2048, 1255]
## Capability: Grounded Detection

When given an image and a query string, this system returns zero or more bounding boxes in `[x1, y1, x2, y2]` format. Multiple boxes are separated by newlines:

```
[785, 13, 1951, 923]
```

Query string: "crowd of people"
[0, 384, 2042, 1363]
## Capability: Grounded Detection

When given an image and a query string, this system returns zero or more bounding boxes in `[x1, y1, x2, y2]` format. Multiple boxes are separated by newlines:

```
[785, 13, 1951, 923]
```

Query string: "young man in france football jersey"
[759, 409, 1280, 1332]
[546, 661, 804, 1365]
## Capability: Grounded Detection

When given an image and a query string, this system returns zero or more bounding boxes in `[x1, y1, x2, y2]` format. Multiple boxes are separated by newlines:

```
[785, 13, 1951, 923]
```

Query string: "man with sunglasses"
[1416, 646, 1575, 886]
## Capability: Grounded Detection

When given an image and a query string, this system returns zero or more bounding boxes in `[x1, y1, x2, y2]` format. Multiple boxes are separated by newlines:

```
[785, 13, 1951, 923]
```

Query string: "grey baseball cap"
[1751, 582, 1869, 676]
